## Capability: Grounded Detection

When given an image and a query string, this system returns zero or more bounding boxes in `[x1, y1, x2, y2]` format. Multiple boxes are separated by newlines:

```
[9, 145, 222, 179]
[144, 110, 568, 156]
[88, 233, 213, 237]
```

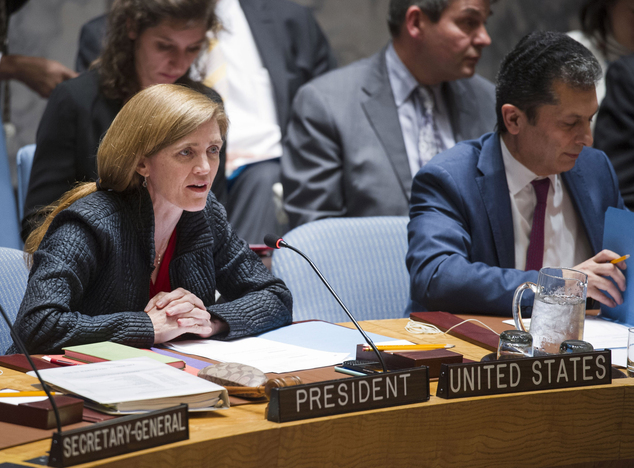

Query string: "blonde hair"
[25, 84, 228, 256]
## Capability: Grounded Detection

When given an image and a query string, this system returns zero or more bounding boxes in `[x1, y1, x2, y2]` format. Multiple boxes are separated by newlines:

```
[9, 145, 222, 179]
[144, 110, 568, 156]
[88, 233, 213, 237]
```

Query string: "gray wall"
[6, 0, 582, 176]
[296, 0, 583, 81]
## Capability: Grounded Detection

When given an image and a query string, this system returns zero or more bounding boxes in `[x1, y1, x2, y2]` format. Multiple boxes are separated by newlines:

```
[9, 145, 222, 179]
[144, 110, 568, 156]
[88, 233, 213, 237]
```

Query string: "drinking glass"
[497, 330, 533, 360]
[559, 340, 594, 354]
[512, 267, 587, 355]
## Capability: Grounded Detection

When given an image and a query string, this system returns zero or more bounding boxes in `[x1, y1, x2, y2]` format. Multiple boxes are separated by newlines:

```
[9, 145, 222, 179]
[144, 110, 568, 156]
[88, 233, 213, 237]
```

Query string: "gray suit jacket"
[282, 46, 496, 228]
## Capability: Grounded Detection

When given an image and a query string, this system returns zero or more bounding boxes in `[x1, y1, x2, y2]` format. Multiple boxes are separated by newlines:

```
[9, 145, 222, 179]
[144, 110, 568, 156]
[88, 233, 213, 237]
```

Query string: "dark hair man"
[407, 31, 627, 315]
[282, 0, 496, 227]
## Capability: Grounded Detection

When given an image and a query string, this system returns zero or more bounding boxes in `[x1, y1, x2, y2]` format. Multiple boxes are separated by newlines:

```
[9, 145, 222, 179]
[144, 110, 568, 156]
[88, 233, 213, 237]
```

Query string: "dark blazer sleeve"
[13, 215, 155, 354]
[594, 55, 634, 210]
[204, 198, 292, 339]
[406, 161, 537, 316]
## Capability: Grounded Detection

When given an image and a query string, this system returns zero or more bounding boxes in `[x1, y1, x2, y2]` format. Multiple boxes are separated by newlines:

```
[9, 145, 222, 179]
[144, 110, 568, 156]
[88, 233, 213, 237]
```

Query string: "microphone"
[0, 304, 62, 433]
[264, 234, 388, 373]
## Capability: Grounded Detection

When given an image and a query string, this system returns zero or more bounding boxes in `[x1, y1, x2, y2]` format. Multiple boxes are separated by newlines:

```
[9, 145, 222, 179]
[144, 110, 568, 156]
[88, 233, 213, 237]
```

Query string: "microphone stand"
[272, 238, 388, 373]
[0, 304, 62, 433]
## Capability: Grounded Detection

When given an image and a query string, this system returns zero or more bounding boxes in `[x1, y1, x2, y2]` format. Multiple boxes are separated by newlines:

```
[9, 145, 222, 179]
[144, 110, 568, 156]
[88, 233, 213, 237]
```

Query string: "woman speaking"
[10, 84, 292, 354]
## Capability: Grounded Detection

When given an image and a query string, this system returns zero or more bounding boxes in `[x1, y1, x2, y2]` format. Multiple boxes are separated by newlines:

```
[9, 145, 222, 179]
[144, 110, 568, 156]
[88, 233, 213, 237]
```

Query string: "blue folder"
[601, 207, 634, 325]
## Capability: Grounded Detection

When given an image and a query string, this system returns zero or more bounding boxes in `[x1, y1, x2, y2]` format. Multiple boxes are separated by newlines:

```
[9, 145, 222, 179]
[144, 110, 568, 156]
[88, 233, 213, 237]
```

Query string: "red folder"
[0, 396, 84, 429]
[0, 354, 59, 373]
[410, 311, 499, 351]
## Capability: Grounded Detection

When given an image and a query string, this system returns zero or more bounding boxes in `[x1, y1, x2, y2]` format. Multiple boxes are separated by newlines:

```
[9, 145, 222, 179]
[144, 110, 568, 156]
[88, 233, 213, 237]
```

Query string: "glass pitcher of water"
[512, 267, 588, 355]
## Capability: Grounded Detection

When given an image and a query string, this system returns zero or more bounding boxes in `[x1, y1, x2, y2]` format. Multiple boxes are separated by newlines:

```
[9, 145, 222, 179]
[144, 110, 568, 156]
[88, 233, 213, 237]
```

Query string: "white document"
[28, 357, 228, 413]
[166, 337, 349, 373]
[583, 315, 629, 350]
[166, 321, 413, 373]
[584, 316, 629, 367]
[611, 349, 628, 368]
[257, 321, 409, 356]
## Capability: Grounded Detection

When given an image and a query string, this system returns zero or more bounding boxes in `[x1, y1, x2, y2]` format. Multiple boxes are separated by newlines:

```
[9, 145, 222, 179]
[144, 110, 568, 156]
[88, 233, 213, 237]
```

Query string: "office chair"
[0, 247, 29, 354]
[16, 144, 36, 222]
[0, 127, 22, 249]
[271, 216, 410, 322]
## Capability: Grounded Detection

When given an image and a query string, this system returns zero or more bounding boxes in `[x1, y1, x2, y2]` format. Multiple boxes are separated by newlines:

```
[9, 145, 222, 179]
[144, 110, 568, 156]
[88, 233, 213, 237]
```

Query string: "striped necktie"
[416, 86, 444, 169]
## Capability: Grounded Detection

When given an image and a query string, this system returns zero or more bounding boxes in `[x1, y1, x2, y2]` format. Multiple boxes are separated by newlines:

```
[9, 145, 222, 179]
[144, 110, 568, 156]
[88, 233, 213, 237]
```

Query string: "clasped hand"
[573, 249, 627, 308]
[144, 288, 227, 344]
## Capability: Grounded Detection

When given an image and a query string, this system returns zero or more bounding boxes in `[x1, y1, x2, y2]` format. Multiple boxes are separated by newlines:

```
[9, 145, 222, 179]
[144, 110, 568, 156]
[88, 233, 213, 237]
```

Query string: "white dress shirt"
[203, 0, 282, 175]
[385, 43, 455, 177]
[500, 136, 592, 270]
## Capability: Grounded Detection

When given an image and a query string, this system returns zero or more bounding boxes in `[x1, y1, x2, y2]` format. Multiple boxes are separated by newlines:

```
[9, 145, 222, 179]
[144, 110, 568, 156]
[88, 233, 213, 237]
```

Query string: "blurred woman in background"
[568, 0, 634, 107]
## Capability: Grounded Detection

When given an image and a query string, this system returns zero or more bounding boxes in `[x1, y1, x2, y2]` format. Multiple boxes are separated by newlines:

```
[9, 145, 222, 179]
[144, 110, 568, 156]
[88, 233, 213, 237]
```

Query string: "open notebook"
[28, 357, 228, 414]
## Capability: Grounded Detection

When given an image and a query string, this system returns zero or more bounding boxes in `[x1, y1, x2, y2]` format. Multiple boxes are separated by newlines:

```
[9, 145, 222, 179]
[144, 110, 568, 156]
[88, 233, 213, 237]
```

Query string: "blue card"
[601, 207, 634, 325]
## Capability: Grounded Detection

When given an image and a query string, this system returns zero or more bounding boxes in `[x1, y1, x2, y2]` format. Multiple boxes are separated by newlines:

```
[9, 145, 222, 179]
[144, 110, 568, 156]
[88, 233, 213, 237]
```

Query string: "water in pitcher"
[530, 294, 585, 354]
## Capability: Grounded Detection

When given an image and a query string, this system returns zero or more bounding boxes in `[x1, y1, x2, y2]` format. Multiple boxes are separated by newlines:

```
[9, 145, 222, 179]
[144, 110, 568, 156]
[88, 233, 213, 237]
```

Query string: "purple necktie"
[525, 178, 550, 271]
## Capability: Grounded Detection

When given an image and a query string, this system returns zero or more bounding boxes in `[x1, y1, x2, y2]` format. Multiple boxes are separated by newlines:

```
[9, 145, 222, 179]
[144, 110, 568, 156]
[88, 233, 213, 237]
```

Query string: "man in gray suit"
[282, 0, 496, 228]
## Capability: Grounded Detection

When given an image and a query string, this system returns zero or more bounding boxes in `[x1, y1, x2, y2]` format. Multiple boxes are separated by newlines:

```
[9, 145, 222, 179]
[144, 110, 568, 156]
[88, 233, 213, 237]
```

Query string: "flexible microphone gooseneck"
[264, 234, 388, 373]
[0, 304, 62, 433]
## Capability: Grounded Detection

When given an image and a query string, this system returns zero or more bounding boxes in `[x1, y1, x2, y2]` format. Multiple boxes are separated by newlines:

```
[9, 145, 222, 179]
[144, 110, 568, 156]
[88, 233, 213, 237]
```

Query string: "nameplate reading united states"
[266, 367, 429, 423]
[436, 350, 611, 399]
[48, 404, 189, 467]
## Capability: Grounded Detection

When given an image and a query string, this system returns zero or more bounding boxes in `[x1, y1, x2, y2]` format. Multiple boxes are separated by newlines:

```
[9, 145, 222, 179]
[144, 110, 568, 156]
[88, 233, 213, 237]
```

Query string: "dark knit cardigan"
[9, 188, 292, 354]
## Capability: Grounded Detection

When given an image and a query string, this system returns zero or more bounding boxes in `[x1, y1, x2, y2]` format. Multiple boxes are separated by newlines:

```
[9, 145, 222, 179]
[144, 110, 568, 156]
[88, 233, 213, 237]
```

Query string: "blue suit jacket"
[406, 132, 626, 316]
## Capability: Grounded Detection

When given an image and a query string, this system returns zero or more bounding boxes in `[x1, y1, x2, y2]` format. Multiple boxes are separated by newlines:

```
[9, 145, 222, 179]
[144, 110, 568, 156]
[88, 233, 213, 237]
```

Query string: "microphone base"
[356, 345, 463, 378]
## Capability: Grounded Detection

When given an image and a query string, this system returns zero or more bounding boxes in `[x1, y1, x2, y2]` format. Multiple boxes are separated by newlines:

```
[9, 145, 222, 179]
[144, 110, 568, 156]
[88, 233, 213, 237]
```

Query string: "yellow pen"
[0, 391, 56, 397]
[362, 344, 455, 352]
[611, 254, 630, 264]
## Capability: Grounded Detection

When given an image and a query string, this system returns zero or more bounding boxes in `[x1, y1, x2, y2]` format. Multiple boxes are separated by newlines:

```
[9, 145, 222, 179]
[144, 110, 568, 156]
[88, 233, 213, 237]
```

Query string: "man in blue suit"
[407, 31, 627, 316]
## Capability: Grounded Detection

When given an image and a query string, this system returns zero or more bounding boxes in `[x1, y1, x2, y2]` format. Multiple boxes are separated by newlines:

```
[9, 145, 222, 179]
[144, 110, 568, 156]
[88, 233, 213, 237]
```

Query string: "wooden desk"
[2, 319, 634, 468]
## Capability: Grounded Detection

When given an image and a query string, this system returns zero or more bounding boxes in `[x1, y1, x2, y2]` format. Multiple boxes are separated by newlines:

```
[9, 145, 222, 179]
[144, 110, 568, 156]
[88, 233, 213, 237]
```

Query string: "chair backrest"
[0, 247, 29, 354]
[0, 127, 22, 249]
[17, 144, 36, 222]
[272, 217, 410, 322]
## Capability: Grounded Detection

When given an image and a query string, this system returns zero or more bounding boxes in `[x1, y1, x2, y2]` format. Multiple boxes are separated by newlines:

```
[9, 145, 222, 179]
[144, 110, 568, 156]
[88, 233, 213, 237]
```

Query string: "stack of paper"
[28, 357, 228, 414]
[166, 337, 349, 373]
[583, 316, 629, 367]
[165, 321, 408, 373]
